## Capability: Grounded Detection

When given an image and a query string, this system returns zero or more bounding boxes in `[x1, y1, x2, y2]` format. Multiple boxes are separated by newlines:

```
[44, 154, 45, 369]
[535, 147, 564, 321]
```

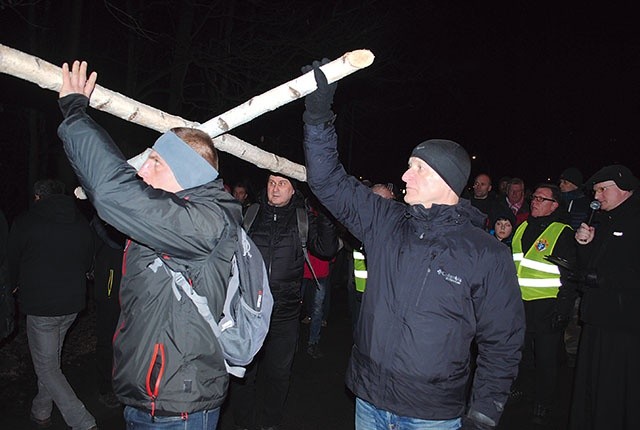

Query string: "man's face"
[267, 175, 295, 207]
[233, 186, 248, 203]
[138, 150, 182, 193]
[401, 157, 453, 208]
[473, 174, 492, 199]
[530, 187, 559, 218]
[559, 179, 578, 193]
[499, 179, 509, 195]
[593, 181, 631, 211]
[494, 219, 513, 241]
[507, 183, 524, 205]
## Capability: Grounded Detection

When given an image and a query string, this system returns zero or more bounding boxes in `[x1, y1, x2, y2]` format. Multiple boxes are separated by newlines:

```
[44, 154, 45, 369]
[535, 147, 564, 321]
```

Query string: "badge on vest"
[535, 238, 549, 252]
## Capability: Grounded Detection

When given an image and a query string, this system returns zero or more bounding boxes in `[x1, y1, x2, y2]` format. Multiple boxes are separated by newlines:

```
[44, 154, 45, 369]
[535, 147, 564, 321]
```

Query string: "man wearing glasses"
[570, 165, 639, 430]
[510, 184, 577, 427]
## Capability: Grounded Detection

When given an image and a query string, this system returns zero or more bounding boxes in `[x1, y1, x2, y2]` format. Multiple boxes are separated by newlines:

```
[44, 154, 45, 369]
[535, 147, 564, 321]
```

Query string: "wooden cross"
[0, 43, 374, 181]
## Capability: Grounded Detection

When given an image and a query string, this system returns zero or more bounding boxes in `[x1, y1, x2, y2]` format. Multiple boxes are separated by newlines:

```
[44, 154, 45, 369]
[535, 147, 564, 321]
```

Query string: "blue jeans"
[302, 277, 329, 344]
[27, 314, 96, 430]
[124, 406, 220, 429]
[355, 398, 461, 430]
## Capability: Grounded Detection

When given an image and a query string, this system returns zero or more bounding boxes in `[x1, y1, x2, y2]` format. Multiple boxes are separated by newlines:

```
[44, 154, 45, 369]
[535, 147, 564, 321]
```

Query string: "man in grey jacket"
[57, 60, 240, 430]
[301, 61, 525, 430]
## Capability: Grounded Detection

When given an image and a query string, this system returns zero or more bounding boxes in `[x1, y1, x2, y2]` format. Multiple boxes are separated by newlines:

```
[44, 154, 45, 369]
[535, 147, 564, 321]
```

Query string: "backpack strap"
[242, 203, 260, 232]
[297, 207, 321, 287]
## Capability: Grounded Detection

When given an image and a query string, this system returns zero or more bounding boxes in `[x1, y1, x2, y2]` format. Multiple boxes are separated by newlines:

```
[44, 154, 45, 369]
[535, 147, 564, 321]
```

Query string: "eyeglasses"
[593, 184, 614, 194]
[530, 195, 556, 203]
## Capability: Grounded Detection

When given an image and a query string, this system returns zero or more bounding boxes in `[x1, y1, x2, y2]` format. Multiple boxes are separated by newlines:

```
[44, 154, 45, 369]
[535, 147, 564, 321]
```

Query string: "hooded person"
[492, 206, 516, 246]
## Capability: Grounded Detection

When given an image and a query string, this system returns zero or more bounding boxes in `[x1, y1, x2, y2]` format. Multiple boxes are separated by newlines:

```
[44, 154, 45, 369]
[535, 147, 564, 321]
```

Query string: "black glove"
[301, 58, 337, 125]
[461, 415, 495, 430]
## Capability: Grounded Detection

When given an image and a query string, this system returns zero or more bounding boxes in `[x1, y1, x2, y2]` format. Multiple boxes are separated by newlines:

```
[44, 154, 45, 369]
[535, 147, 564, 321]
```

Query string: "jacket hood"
[178, 178, 242, 223]
[31, 194, 81, 224]
[406, 198, 486, 229]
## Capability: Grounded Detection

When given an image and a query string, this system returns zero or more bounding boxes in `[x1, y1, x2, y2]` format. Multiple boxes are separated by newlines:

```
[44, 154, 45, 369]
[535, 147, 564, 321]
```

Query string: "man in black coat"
[8, 179, 96, 430]
[571, 165, 640, 430]
[301, 61, 524, 430]
[230, 174, 337, 430]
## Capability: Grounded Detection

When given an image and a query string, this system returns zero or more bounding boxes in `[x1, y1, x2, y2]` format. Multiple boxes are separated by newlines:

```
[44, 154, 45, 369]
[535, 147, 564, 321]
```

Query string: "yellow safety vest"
[512, 221, 568, 301]
[353, 249, 367, 293]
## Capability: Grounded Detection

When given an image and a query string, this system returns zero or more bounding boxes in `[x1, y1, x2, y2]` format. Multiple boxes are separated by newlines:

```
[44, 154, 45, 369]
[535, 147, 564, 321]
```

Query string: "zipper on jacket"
[145, 343, 166, 418]
[122, 239, 131, 276]
[267, 212, 277, 279]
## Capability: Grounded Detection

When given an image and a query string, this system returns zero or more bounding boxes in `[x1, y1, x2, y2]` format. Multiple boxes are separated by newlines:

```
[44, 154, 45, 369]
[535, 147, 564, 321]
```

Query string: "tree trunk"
[0, 43, 374, 181]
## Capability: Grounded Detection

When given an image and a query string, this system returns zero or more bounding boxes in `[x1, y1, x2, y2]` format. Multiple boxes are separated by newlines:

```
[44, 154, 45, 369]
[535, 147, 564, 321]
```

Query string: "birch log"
[0, 43, 374, 181]
[198, 50, 375, 137]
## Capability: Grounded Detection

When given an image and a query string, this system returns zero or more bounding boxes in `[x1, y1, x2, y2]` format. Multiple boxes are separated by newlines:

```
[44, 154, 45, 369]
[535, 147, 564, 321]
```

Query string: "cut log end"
[344, 49, 375, 69]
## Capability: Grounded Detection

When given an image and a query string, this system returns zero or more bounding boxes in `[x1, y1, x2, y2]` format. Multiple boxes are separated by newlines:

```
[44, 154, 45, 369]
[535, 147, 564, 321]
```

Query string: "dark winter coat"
[303, 124, 525, 425]
[578, 192, 640, 333]
[57, 94, 241, 414]
[247, 190, 337, 322]
[8, 194, 93, 316]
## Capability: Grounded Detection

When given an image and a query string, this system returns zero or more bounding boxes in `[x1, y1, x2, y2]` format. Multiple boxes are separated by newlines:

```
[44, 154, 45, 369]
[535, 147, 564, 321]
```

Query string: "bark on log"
[198, 50, 375, 137]
[0, 43, 374, 181]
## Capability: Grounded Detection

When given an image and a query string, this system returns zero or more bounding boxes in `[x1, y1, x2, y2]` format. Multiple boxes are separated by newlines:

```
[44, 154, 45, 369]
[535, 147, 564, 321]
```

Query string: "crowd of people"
[0, 59, 637, 430]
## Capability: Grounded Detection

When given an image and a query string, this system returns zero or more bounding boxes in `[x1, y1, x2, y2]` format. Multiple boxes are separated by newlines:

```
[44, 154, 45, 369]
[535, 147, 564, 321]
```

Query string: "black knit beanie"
[410, 139, 471, 196]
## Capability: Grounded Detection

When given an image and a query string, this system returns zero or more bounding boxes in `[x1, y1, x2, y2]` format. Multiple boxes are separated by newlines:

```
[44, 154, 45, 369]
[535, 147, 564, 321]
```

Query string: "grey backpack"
[164, 224, 273, 377]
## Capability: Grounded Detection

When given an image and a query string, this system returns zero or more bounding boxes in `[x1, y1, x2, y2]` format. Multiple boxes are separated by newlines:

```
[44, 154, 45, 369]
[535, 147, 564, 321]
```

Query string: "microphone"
[587, 200, 601, 226]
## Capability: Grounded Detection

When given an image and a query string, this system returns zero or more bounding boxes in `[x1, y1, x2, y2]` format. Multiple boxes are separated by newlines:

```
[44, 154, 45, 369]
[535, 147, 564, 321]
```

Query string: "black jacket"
[247, 190, 337, 322]
[578, 193, 640, 333]
[8, 194, 94, 316]
[303, 124, 524, 425]
[57, 94, 241, 414]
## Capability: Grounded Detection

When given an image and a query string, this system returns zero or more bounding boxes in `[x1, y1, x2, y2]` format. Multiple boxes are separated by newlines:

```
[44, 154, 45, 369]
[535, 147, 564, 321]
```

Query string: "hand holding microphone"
[575, 200, 600, 245]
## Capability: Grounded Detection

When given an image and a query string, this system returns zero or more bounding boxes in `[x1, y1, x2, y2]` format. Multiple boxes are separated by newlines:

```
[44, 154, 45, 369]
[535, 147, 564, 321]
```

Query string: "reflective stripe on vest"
[353, 249, 367, 293]
[512, 221, 568, 301]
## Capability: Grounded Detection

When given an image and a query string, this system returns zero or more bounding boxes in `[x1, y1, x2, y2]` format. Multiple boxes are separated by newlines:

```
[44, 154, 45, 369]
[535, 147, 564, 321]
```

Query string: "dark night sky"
[1, 1, 639, 220]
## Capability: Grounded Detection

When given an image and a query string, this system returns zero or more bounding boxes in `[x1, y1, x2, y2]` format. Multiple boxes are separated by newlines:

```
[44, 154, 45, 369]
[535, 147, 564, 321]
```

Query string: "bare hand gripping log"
[0, 43, 374, 181]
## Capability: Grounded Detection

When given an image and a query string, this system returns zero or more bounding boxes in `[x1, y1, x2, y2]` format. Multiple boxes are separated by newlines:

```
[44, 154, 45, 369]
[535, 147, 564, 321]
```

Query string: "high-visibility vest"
[512, 221, 568, 301]
[353, 249, 367, 293]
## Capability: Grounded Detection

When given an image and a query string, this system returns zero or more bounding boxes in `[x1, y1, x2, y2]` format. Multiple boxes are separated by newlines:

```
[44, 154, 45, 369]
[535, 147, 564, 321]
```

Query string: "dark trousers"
[230, 317, 299, 428]
[516, 299, 564, 407]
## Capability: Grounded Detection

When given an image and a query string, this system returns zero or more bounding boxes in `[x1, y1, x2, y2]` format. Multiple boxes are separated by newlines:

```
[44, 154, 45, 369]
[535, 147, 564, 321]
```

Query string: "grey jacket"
[58, 94, 241, 414]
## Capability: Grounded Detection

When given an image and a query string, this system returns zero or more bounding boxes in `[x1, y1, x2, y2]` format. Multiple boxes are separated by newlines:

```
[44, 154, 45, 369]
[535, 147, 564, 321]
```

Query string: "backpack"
[243, 203, 321, 285]
[162, 223, 273, 378]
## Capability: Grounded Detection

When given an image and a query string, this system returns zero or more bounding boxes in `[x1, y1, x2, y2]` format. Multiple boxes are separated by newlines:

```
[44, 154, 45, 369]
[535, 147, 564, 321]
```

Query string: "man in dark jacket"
[510, 184, 576, 426]
[8, 179, 96, 430]
[558, 167, 590, 230]
[57, 60, 240, 429]
[571, 165, 639, 430]
[301, 61, 524, 430]
[230, 174, 337, 430]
